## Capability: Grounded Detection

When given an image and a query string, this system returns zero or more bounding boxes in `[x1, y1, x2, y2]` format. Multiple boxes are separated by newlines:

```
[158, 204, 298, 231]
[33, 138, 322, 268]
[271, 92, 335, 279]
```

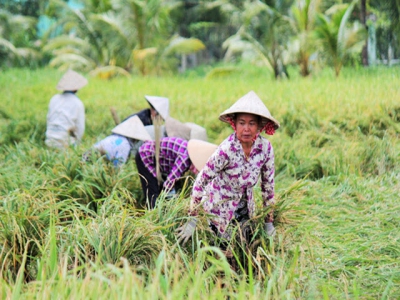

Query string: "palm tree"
[162, 34, 206, 73]
[222, 0, 294, 79]
[290, 0, 321, 76]
[0, 9, 41, 68]
[110, 0, 181, 75]
[43, 0, 117, 72]
[314, 0, 366, 76]
[44, 0, 194, 76]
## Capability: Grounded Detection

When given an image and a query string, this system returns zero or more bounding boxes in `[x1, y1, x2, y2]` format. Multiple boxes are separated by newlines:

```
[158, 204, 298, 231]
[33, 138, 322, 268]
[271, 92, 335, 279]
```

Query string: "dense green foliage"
[0, 66, 399, 298]
[1, 0, 399, 77]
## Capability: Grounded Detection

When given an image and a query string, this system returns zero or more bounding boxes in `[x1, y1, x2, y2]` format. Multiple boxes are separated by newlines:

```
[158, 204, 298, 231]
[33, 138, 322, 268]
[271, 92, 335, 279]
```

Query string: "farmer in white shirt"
[45, 70, 88, 149]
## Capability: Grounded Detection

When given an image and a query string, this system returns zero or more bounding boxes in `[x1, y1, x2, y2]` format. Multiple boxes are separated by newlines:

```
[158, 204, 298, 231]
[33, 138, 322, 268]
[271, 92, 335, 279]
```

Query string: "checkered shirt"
[138, 137, 191, 190]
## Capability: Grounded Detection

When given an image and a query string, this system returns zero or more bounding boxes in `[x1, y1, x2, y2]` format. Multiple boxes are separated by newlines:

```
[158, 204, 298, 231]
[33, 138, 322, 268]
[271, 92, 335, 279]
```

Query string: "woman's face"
[150, 108, 158, 119]
[234, 113, 260, 144]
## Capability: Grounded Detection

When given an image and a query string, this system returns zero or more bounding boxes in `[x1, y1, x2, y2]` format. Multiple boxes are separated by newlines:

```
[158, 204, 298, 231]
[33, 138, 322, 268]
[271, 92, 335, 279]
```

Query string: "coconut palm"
[43, 0, 195, 76]
[109, 0, 182, 75]
[0, 9, 41, 68]
[43, 0, 117, 72]
[369, 0, 400, 65]
[222, 0, 294, 79]
[290, 0, 321, 76]
[162, 34, 206, 73]
[314, 0, 366, 76]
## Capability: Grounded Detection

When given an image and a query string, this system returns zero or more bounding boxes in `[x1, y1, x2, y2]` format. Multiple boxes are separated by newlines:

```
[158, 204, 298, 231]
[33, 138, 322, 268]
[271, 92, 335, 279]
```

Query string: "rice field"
[0, 65, 400, 299]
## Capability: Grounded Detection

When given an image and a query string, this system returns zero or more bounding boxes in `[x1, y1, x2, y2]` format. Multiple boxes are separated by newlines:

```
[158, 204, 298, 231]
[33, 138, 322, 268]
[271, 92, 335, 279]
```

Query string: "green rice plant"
[0, 191, 84, 283]
[13, 235, 305, 299]
[1, 66, 400, 298]
[72, 211, 167, 268]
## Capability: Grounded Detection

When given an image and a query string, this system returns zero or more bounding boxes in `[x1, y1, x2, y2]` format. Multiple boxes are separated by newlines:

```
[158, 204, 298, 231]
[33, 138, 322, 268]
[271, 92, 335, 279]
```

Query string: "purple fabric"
[191, 133, 275, 234]
[138, 137, 191, 190]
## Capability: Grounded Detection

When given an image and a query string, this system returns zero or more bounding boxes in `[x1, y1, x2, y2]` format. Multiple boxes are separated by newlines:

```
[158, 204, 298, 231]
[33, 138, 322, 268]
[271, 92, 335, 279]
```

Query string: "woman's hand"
[176, 218, 197, 245]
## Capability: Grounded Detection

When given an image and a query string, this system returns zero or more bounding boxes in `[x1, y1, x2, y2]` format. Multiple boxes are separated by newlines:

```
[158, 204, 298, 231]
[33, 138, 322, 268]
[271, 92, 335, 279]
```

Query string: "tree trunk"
[367, 14, 377, 66]
[360, 0, 368, 66]
[133, 3, 146, 75]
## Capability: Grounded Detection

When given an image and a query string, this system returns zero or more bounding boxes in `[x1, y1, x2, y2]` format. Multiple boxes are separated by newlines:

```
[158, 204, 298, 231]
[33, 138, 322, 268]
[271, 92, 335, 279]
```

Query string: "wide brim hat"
[144, 125, 166, 140]
[187, 139, 218, 171]
[165, 117, 191, 140]
[144, 95, 169, 120]
[219, 90, 280, 130]
[185, 122, 208, 141]
[56, 69, 88, 91]
[111, 115, 152, 141]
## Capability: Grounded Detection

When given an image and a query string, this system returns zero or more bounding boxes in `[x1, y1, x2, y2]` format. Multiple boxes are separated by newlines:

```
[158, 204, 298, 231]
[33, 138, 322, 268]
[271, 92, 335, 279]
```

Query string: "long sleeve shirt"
[122, 108, 152, 126]
[94, 134, 137, 167]
[45, 92, 85, 149]
[138, 137, 191, 190]
[191, 133, 275, 234]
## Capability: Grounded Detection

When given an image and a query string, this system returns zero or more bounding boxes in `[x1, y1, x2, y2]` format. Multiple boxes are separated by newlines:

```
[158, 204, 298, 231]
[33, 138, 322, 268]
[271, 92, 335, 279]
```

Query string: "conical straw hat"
[185, 122, 208, 141]
[112, 115, 152, 141]
[219, 91, 280, 130]
[144, 95, 169, 120]
[187, 139, 218, 171]
[144, 125, 166, 140]
[56, 69, 88, 91]
[165, 117, 191, 140]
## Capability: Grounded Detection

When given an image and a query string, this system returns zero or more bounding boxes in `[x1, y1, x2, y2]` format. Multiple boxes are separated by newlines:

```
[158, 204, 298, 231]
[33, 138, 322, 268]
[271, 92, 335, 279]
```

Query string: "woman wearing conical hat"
[82, 115, 155, 167]
[135, 118, 217, 210]
[122, 95, 169, 126]
[177, 91, 280, 246]
[45, 70, 88, 149]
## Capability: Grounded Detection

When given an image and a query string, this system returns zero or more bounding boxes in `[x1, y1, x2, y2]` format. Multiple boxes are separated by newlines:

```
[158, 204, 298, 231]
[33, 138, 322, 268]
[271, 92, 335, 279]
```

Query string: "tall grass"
[1, 65, 400, 299]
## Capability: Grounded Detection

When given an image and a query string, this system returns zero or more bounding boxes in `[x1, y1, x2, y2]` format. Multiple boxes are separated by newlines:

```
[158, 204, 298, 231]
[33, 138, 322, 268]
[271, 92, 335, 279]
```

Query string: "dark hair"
[232, 113, 261, 124]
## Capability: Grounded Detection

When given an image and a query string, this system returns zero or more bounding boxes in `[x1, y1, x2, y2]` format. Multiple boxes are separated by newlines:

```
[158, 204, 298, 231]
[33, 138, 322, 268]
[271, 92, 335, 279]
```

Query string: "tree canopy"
[0, 0, 399, 77]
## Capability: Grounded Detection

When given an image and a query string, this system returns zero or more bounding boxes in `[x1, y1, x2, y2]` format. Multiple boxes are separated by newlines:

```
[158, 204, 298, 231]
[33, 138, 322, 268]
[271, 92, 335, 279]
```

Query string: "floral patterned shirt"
[191, 133, 275, 234]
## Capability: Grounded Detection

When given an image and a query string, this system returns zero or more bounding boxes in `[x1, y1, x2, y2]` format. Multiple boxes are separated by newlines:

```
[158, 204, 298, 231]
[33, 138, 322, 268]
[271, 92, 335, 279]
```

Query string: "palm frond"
[14, 48, 41, 60]
[42, 35, 91, 53]
[0, 38, 17, 53]
[89, 65, 131, 79]
[133, 47, 158, 61]
[205, 66, 240, 79]
[338, 0, 358, 54]
[49, 53, 97, 71]
[163, 36, 205, 56]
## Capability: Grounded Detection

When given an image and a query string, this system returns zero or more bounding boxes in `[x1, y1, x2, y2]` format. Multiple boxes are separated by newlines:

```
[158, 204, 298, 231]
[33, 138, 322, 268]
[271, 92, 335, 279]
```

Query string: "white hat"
[144, 125, 166, 140]
[219, 91, 280, 130]
[187, 139, 218, 171]
[56, 69, 88, 91]
[185, 122, 208, 141]
[165, 117, 191, 140]
[112, 115, 152, 141]
[144, 95, 169, 120]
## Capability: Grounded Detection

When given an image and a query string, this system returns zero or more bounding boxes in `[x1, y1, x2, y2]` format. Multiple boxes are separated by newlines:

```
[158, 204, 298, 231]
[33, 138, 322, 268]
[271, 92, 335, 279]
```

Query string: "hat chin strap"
[262, 121, 275, 135]
[252, 132, 260, 142]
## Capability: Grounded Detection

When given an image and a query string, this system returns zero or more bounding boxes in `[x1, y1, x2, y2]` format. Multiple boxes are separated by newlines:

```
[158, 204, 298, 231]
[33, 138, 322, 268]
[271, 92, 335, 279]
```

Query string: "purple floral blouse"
[191, 133, 275, 234]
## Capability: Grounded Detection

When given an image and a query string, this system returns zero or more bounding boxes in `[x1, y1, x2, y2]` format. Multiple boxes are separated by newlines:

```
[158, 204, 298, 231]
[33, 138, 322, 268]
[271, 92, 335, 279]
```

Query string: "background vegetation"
[0, 0, 399, 78]
[1, 0, 399, 298]
[0, 65, 399, 298]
